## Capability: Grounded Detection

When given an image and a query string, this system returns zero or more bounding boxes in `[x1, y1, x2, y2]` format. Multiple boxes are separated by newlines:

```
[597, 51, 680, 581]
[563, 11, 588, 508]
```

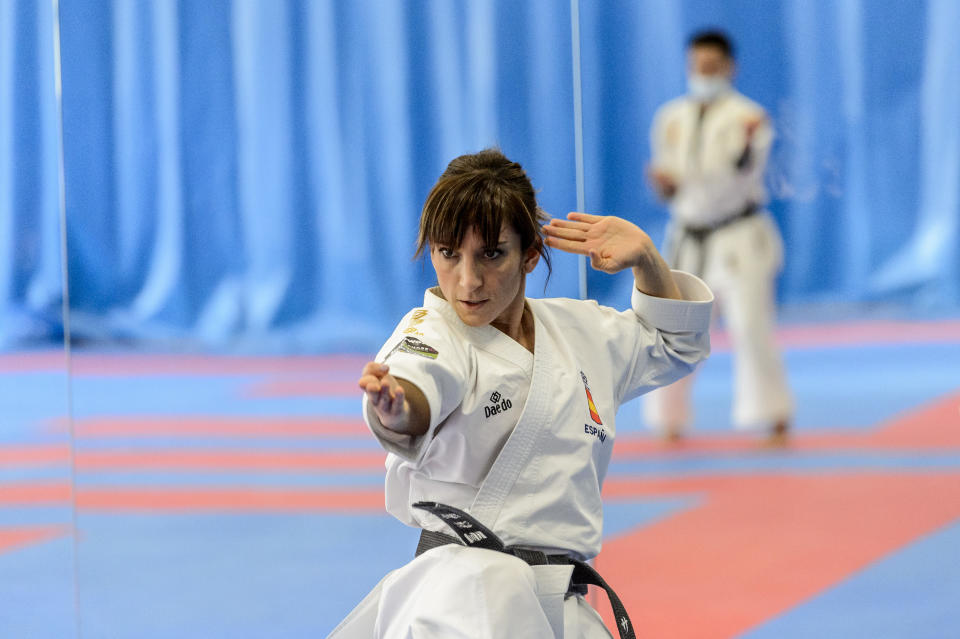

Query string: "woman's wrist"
[632, 246, 682, 300]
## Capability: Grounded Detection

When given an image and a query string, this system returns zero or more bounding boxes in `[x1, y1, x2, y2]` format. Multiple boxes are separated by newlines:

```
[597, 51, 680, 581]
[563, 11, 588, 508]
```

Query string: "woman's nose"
[458, 258, 482, 290]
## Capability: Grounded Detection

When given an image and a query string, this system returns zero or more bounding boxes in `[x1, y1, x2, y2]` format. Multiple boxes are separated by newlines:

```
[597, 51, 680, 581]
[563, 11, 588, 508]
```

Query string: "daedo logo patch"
[484, 390, 513, 418]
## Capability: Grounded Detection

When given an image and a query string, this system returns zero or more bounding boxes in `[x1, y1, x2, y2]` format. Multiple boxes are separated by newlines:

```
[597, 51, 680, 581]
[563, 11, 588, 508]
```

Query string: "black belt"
[673, 203, 758, 276]
[412, 501, 636, 639]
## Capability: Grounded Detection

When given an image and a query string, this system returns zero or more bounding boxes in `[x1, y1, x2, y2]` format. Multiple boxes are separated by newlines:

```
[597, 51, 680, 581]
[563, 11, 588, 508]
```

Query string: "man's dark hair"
[688, 29, 735, 60]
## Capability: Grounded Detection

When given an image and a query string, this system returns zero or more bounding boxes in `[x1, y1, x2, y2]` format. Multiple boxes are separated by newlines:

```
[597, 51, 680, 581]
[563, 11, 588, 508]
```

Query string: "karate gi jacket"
[365, 271, 713, 560]
[651, 88, 773, 228]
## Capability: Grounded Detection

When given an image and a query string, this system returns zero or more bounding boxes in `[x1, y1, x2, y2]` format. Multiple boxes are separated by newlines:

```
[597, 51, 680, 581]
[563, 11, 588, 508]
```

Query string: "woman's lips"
[460, 299, 487, 308]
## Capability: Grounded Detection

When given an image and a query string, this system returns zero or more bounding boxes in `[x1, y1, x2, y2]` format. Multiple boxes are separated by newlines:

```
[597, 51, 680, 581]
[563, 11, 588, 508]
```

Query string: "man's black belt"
[412, 501, 636, 639]
[682, 202, 759, 238]
[673, 202, 759, 276]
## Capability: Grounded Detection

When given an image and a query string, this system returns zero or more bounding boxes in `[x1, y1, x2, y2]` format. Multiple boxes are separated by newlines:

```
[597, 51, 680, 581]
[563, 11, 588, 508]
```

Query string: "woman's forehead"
[442, 223, 517, 247]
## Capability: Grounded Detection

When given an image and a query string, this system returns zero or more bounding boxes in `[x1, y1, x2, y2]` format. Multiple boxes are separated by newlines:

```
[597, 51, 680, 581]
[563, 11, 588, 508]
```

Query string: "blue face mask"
[687, 73, 730, 102]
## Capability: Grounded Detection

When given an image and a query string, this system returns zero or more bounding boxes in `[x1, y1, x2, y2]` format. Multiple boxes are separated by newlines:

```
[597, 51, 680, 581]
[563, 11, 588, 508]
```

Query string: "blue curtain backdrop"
[3, 0, 959, 352]
[0, 0, 63, 348]
[58, 0, 579, 351]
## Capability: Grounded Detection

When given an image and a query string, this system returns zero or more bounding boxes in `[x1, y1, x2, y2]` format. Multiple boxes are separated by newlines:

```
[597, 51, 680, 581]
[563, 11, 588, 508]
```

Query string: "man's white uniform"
[329, 272, 713, 638]
[644, 88, 792, 432]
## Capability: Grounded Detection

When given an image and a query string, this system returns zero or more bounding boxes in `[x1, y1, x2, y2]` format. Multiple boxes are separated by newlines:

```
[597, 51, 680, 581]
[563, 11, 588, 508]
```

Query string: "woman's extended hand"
[543, 212, 655, 274]
[358, 362, 409, 430]
[358, 361, 430, 436]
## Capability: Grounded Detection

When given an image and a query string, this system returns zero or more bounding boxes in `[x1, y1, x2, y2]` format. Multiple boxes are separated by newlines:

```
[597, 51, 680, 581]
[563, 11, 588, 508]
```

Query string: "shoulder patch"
[387, 336, 439, 361]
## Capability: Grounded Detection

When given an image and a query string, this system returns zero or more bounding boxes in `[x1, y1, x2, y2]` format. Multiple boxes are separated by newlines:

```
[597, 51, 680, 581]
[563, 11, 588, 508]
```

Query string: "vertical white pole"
[571, 0, 599, 611]
[570, 0, 588, 300]
[50, 1, 80, 637]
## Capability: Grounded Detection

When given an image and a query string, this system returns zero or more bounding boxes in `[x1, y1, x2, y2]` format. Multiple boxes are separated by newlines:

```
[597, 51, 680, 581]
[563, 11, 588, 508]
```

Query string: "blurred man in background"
[644, 29, 792, 444]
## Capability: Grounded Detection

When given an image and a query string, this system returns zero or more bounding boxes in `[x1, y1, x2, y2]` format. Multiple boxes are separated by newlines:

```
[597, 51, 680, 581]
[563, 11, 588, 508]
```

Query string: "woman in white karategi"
[645, 29, 793, 444]
[329, 149, 713, 638]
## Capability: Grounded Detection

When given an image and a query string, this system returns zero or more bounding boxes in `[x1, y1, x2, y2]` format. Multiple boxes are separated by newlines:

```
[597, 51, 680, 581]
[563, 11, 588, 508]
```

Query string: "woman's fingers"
[377, 385, 395, 410]
[358, 375, 380, 392]
[545, 218, 592, 232]
[361, 372, 405, 415]
[544, 217, 601, 255]
[389, 386, 405, 414]
[567, 211, 603, 223]
[360, 361, 389, 377]
[359, 362, 402, 403]
[543, 224, 587, 241]
[358, 361, 391, 389]
[544, 235, 591, 255]
[366, 384, 392, 415]
[549, 214, 650, 274]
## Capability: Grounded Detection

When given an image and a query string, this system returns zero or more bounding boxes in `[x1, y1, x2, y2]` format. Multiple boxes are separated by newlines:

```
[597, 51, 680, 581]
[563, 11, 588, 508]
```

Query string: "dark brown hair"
[688, 29, 735, 60]
[415, 149, 551, 277]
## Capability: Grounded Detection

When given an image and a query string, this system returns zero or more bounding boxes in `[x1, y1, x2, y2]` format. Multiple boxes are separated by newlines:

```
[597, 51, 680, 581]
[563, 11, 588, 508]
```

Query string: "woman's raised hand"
[543, 212, 655, 274]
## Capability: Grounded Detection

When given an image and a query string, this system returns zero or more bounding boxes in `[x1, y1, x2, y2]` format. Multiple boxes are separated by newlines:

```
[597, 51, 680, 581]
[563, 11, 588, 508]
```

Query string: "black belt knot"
[412, 501, 636, 639]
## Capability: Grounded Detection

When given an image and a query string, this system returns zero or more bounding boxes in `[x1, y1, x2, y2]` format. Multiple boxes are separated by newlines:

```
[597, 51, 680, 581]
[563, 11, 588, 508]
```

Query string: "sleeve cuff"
[363, 396, 419, 457]
[631, 270, 714, 332]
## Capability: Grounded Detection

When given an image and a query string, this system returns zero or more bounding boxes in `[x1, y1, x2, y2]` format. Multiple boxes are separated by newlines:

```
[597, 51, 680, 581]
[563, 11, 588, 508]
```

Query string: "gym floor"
[2, 317, 959, 638]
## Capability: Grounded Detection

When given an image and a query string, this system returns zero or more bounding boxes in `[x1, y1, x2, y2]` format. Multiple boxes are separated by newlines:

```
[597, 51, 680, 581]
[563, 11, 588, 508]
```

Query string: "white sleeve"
[742, 111, 773, 181]
[709, 100, 773, 179]
[363, 308, 469, 464]
[615, 270, 714, 403]
[630, 270, 713, 332]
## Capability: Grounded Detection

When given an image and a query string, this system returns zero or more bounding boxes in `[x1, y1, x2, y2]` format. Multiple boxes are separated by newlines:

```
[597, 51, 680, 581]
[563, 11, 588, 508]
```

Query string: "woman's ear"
[523, 247, 541, 274]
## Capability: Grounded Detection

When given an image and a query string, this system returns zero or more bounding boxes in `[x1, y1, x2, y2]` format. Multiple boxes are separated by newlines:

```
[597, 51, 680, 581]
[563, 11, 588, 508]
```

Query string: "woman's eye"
[483, 249, 503, 259]
[439, 248, 455, 259]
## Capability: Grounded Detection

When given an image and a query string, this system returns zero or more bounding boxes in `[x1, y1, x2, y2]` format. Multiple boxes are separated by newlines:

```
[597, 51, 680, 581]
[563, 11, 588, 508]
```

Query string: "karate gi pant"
[327, 544, 612, 639]
[644, 211, 792, 432]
